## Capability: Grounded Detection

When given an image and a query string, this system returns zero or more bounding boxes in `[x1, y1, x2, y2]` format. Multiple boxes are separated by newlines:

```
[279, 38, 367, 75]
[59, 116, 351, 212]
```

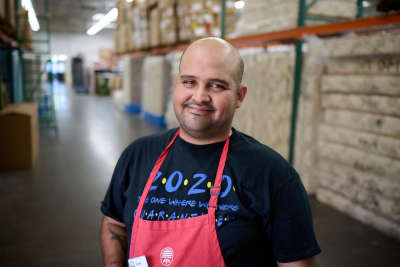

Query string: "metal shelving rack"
[287, 0, 364, 164]
[15, 0, 57, 132]
[0, 7, 19, 111]
[219, 0, 367, 164]
[116, 1, 399, 164]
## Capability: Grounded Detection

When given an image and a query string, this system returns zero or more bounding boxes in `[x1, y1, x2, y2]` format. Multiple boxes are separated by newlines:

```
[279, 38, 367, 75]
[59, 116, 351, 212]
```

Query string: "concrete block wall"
[297, 32, 400, 239]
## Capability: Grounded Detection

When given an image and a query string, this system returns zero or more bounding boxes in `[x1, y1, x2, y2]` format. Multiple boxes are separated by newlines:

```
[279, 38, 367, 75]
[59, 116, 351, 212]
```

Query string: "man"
[101, 37, 320, 267]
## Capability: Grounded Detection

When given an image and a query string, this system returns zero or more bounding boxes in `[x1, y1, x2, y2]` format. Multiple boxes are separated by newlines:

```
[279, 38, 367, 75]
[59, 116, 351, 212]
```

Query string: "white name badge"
[128, 256, 149, 267]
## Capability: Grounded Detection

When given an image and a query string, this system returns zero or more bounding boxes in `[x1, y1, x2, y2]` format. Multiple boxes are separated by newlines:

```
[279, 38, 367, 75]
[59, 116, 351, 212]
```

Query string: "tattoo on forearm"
[109, 227, 127, 252]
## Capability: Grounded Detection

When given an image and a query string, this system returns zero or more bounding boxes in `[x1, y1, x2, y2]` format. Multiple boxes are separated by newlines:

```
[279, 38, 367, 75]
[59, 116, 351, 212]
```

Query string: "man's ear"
[236, 85, 247, 108]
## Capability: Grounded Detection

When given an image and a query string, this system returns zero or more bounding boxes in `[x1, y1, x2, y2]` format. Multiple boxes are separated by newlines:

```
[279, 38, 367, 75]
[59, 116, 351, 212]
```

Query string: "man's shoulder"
[232, 129, 287, 163]
[232, 129, 301, 190]
[123, 128, 178, 156]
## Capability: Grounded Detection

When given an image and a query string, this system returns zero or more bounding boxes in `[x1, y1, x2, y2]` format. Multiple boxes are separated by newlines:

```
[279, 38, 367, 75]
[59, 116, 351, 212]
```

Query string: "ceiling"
[30, 0, 383, 34]
[32, 0, 118, 34]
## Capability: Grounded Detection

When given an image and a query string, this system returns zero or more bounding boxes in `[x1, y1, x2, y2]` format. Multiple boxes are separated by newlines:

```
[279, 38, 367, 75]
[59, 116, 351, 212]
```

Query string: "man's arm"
[277, 257, 316, 267]
[101, 215, 127, 267]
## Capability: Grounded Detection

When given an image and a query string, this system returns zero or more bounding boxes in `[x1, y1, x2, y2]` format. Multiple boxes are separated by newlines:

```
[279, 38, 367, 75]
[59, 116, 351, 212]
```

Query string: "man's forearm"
[277, 257, 316, 267]
[101, 216, 127, 267]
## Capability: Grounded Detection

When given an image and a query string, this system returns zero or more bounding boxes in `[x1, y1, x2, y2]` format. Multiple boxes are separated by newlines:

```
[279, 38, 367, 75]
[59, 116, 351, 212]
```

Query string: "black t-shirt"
[101, 128, 321, 267]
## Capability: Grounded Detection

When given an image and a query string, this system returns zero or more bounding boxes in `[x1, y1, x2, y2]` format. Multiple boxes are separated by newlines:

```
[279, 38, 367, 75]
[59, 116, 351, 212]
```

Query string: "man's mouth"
[184, 104, 215, 115]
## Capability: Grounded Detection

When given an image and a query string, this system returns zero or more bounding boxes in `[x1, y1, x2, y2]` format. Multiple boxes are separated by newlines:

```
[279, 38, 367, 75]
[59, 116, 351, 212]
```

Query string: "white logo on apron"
[160, 247, 174, 266]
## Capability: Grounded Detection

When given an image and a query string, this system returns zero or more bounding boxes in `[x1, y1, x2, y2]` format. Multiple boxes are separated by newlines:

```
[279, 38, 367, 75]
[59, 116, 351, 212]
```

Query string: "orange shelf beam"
[229, 12, 400, 47]
[119, 12, 400, 56]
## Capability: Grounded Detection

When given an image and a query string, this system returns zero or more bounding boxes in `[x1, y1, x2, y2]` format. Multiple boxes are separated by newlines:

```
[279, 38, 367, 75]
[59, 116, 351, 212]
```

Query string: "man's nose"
[192, 85, 211, 103]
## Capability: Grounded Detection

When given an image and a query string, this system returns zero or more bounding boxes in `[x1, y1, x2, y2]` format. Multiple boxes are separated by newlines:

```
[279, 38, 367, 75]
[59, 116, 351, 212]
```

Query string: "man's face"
[173, 45, 245, 139]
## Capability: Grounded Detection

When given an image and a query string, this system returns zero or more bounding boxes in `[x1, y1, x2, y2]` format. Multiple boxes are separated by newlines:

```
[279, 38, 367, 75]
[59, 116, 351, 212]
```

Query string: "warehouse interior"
[1, 0, 400, 266]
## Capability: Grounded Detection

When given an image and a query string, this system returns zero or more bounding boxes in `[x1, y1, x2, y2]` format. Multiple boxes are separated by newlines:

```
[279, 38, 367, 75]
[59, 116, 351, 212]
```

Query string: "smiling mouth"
[185, 105, 215, 115]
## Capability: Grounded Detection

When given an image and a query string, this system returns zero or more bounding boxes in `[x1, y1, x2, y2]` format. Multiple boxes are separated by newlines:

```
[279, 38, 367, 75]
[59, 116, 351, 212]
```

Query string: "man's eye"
[183, 80, 195, 87]
[210, 83, 226, 90]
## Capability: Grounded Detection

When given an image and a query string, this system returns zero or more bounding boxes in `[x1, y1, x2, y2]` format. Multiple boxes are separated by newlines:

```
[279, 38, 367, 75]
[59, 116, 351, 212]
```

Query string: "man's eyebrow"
[180, 75, 230, 87]
[180, 75, 197, 79]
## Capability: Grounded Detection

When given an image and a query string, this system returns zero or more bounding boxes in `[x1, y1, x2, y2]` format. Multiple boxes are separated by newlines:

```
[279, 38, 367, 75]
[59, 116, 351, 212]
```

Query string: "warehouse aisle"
[0, 81, 164, 266]
[0, 81, 399, 266]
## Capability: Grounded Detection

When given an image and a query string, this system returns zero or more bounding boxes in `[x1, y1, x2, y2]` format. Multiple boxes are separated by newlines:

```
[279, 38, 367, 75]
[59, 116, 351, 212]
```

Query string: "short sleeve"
[100, 147, 131, 224]
[271, 166, 321, 262]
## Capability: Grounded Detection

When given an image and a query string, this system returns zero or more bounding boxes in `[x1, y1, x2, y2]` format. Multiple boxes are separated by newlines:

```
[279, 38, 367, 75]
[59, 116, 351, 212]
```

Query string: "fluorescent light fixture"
[21, 0, 40, 31]
[92, 13, 105, 21]
[234, 0, 245, 9]
[126, 0, 134, 2]
[362, 1, 371, 8]
[87, 8, 118, 36]
[58, 54, 68, 61]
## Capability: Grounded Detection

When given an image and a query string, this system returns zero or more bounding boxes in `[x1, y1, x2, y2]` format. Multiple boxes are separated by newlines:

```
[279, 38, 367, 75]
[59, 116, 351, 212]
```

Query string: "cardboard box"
[0, 1, 5, 21]
[1, 82, 8, 109]
[149, 7, 161, 47]
[98, 47, 113, 61]
[18, 10, 32, 50]
[117, 0, 126, 27]
[135, 0, 148, 9]
[8, 0, 16, 31]
[160, 0, 176, 9]
[114, 31, 121, 53]
[0, 103, 39, 169]
[160, 4, 178, 45]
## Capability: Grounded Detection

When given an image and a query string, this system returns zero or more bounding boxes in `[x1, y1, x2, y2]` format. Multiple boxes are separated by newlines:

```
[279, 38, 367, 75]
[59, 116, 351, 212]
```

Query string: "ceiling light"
[92, 13, 105, 21]
[87, 8, 118, 36]
[21, 0, 40, 31]
[362, 1, 371, 8]
[58, 55, 67, 61]
[126, 0, 134, 2]
[234, 0, 245, 9]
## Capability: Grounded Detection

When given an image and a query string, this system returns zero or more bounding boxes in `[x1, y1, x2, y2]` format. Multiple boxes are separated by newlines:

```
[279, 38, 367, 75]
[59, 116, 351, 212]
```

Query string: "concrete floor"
[0, 81, 399, 266]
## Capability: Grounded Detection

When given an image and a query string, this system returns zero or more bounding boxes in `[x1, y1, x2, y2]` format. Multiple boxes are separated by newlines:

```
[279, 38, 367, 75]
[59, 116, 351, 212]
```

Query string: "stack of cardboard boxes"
[205, 0, 237, 38]
[114, 0, 238, 53]
[131, 1, 149, 50]
[176, 0, 192, 42]
[115, 0, 149, 53]
[18, 9, 33, 50]
[160, 0, 178, 46]
[149, 6, 161, 47]
[0, 0, 16, 36]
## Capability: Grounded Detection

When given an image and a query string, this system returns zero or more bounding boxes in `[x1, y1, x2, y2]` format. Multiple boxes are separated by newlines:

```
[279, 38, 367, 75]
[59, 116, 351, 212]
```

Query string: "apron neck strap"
[208, 136, 230, 210]
[135, 129, 180, 218]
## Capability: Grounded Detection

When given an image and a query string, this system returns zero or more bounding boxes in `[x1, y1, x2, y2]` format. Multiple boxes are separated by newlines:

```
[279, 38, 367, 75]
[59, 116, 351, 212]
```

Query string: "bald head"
[179, 37, 244, 88]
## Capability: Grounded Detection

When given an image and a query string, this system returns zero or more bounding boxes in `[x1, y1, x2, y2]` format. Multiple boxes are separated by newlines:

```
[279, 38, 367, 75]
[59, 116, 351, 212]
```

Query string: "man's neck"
[178, 128, 232, 145]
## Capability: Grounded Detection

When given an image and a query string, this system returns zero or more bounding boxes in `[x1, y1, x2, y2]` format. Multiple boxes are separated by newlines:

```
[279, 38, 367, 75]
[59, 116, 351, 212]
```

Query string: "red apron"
[128, 129, 228, 267]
